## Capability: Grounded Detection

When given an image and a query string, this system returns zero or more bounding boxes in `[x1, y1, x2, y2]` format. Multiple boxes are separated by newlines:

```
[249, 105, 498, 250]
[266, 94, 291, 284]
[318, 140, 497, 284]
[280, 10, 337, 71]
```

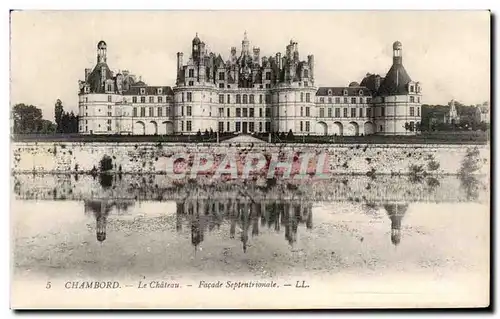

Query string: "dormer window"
[359, 90, 364, 96]
[328, 89, 333, 96]
[343, 89, 348, 96]
[157, 88, 162, 95]
[304, 69, 309, 78]
[140, 88, 146, 95]
[410, 85, 414, 93]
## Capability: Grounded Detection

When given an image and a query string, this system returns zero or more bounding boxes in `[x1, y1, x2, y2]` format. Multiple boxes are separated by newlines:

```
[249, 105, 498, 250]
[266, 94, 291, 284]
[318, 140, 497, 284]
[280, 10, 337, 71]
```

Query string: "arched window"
[359, 90, 364, 96]
[343, 89, 348, 96]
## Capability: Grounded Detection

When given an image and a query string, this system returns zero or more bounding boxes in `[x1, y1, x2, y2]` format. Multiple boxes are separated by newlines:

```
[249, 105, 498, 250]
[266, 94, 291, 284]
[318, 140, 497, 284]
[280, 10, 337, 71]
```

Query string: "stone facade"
[77, 35, 422, 136]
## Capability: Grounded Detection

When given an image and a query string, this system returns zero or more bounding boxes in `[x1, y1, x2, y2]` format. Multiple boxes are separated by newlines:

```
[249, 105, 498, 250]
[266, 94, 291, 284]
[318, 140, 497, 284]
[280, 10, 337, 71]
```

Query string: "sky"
[10, 10, 490, 121]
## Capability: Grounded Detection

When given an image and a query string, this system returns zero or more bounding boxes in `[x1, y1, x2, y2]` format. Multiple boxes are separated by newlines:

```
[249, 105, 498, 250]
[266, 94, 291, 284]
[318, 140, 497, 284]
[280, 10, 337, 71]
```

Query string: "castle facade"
[78, 33, 422, 136]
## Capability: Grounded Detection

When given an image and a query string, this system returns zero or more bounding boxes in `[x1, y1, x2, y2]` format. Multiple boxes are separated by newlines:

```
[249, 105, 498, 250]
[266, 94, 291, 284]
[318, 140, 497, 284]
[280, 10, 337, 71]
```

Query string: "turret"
[307, 54, 314, 81]
[97, 40, 107, 63]
[393, 41, 402, 65]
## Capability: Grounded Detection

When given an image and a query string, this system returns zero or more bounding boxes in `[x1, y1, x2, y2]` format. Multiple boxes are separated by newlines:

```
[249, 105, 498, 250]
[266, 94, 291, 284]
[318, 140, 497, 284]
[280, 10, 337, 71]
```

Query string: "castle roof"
[122, 86, 173, 95]
[86, 62, 114, 93]
[377, 62, 412, 96]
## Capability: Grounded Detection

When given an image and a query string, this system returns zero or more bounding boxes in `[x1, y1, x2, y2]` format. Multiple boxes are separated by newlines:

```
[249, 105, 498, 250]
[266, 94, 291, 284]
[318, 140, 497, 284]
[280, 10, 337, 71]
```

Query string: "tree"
[12, 103, 43, 134]
[209, 128, 214, 138]
[287, 129, 295, 141]
[54, 99, 64, 133]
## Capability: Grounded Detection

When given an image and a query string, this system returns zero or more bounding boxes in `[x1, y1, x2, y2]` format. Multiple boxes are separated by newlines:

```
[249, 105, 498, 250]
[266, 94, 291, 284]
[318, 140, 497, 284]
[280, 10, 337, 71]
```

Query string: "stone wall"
[11, 142, 490, 176]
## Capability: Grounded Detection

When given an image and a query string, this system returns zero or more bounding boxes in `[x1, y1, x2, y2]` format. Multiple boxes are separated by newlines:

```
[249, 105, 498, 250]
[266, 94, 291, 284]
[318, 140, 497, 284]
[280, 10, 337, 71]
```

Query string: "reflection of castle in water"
[176, 198, 313, 253]
[82, 198, 409, 248]
[83, 200, 134, 242]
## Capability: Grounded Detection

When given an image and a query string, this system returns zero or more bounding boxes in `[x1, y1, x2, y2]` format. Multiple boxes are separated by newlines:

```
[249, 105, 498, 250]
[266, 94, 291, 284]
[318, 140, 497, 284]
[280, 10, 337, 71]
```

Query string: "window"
[367, 97, 372, 103]
[236, 122, 241, 132]
[343, 108, 348, 117]
[219, 108, 223, 116]
[360, 98, 364, 104]
[167, 107, 171, 116]
[300, 121, 303, 131]
[141, 97, 146, 103]
[304, 69, 309, 78]
[249, 94, 255, 104]
[320, 97, 325, 103]
[107, 126, 111, 132]
[219, 94, 224, 103]
[265, 108, 271, 117]
[300, 107, 304, 117]
[157, 88, 162, 95]
[181, 106, 184, 116]
[417, 107, 420, 117]
[410, 85, 414, 93]
[187, 106, 192, 116]
[351, 97, 357, 104]
[343, 89, 348, 96]
[417, 96, 420, 103]
[319, 108, 325, 117]
[227, 108, 230, 117]
[381, 106, 385, 116]
[108, 95, 112, 102]
[107, 119, 112, 124]
[304, 82, 308, 87]
[259, 122, 263, 132]
[367, 108, 372, 117]
[236, 108, 241, 117]
[158, 96, 163, 103]
[85, 97, 88, 103]
[305, 121, 310, 132]
[188, 81, 194, 86]
[265, 122, 271, 132]
[335, 108, 340, 117]
[249, 122, 255, 132]
[187, 92, 192, 102]
[219, 72, 225, 81]
[359, 108, 363, 117]
[328, 108, 332, 117]
[132, 96, 137, 103]
[410, 106, 415, 116]
[133, 107, 137, 117]
[359, 90, 364, 96]
[265, 83, 271, 89]
[259, 95, 263, 104]
[218, 122, 224, 132]
[189, 69, 194, 77]
[305, 107, 310, 116]
[181, 93, 185, 102]
[328, 89, 332, 96]
[227, 122, 230, 131]
[181, 121, 184, 131]
[158, 107, 162, 117]
[335, 97, 340, 104]
[149, 107, 154, 117]
[300, 93, 304, 102]
[351, 108, 356, 117]
[219, 83, 224, 88]
[149, 96, 154, 103]
[243, 108, 248, 117]
[236, 94, 241, 104]
[107, 111, 112, 116]
[243, 94, 248, 104]
[140, 107, 146, 117]
[265, 94, 271, 104]
[344, 97, 348, 104]
[140, 88, 145, 95]
[186, 121, 192, 132]
[328, 97, 332, 104]
[266, 72, 271, 80]
[410, 96, 415, 103]
[249, 108, 254, 117]
[259, 108, 263, 117]
[306, 93, 311, 102]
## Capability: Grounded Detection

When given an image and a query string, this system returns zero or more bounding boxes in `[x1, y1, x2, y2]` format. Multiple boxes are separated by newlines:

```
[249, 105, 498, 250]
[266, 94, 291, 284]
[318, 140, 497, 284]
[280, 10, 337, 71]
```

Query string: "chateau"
[78, 33, 422, 136]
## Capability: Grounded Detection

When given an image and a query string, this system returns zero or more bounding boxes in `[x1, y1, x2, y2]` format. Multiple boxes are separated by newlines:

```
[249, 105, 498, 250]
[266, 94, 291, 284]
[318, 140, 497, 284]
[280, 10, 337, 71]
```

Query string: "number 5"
[46, 281, 51, 289]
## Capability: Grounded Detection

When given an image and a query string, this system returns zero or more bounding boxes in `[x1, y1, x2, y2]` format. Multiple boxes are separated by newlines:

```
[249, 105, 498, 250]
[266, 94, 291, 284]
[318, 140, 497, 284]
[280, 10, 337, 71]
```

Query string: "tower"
[192, 33, 201, 62]
[97, 40, 107, 63]
[241, 31, 250, 55]
[393, 40, 402, 65]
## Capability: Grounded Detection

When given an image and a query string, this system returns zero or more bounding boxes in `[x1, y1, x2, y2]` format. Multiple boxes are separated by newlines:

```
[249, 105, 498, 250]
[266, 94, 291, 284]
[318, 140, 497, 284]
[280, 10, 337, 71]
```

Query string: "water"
[11, 173, 490, 307]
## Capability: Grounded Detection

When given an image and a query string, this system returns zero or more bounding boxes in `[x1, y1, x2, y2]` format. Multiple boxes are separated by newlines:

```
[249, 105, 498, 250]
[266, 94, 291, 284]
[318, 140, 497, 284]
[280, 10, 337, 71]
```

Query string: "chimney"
[276, 53, 282, 69]
[375, 76, 381, 91]
[307, 55, 315, 80]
